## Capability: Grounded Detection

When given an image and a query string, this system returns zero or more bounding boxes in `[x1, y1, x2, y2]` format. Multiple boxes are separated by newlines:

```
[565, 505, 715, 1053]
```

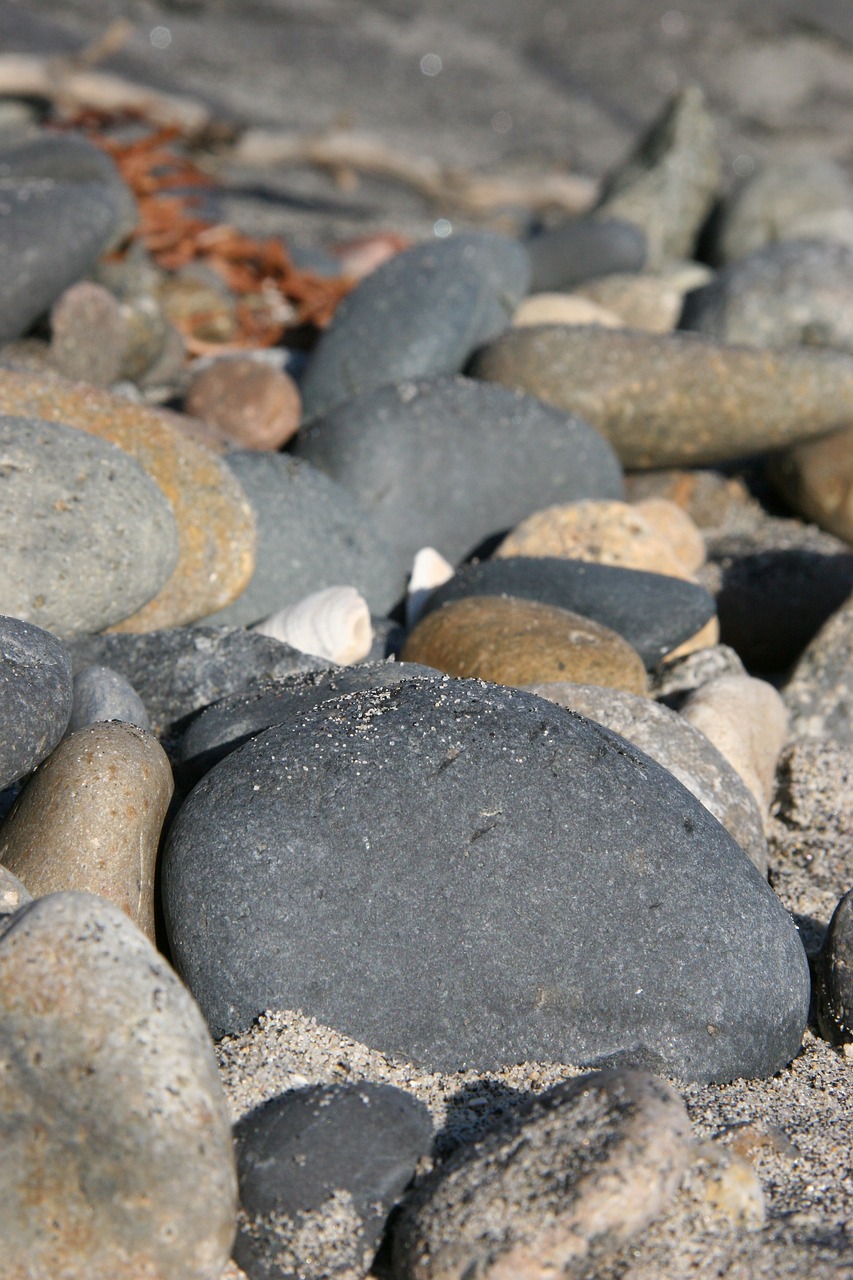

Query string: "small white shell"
[406, 547, 454, 630]
[253, 586, 373, 665]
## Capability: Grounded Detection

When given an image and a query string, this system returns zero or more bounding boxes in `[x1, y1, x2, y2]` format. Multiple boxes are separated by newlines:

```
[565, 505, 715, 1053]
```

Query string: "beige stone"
[632, 496, 706, 572]
[0, 721, 173, 941]
[512, 292, 623, 328]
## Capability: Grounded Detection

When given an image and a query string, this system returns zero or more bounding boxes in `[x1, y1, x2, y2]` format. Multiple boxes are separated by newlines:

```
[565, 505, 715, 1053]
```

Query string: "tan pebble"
[401, 595, 648, 693]
[631, 496, 706, 571]
[184, 356, 302, 451]
[253, 586, 373, 665]
[406, 547, 455, 629]
[767, 424, 853, 543]
[496, 499, 696, 581]
[624, 468, 756, 530]
[0, 722, 173, 942]
[576, 273, 683, 332]
[157, 274, 238, 344]
[680, 674, 788, 813]
[393, 1069, 693, 1280]
[0, 866, 32, 915]
[49, 281, 125, 387]
[662, 614, 720, 661]
[694, 1141, 766, 1230]
[0, 367, 257, 629]
[512, 293, 623, 329]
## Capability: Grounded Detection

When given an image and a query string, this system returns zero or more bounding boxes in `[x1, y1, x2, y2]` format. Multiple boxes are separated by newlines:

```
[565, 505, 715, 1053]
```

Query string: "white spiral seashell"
[406, 547, 455, 630]
[253, 586, 373, 665]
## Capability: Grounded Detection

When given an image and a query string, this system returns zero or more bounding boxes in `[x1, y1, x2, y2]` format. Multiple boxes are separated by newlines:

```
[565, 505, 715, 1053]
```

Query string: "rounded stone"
[417, 557, 717, 668]
[714, 156, 853, 264]
[201, 451, 406, 624]
[0, 615, 72, 789]
[0, 367, 257, 630]
[525, 217, 647, 293]
[623, 469, 756, 531]
[49, 281, 126, 387]
[401, 596, 648, 692]
[300, 233, 531, 423]
[234, 1083, 432, 1280]
[184, 357, 302, 451]
[295, 376, 625, 567]
[631, 497, 706, 572]
[496, 499, 696, 580]
[0, 891, 237, 1280]
[469, 325, 853, 469]
[783, 593, 853, 744]
[767, 425, 853, 543]
[525, 682, 768, 872]
[0, 414, 180, 636]
[162, 676, 810, 1081]
[0, 866, 31, 917]
[816, 889, 853, 1045]
[68, 663, 151, 733]
[393, 1070, 693, 1280]
[577, 266, 712, 332]
[0, 721, 174, 941]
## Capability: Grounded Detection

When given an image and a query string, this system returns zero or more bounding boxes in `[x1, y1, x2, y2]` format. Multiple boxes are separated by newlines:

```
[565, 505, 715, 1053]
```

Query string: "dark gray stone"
[66, 627, 325, 743]
[179, 660, 440, 784]
[162, 676, 810, 1083]
[0, 614, 72, 790]
[67, 664, 151, 734]
[418, 558, 715, 668]
[299, 233, 531, 422]
[526, 217, 647, 293]
[816, 889, 853, 1045]
[784, 591, 853, 745]
[681, 240, 853, 354]
[294, 376, 624, 566]
[234, 1082, 432, 1280]
[200, 452, 406, 625]
[0, 414, 180, 636]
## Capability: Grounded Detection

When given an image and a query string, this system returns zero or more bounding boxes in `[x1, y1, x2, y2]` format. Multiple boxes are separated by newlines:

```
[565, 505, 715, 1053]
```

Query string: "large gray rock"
[0, 415, 179, 636]
[0, 614, 72, 789]
[0, 891, 237, 1279]
[299, 233, 531, 422]
[162, 676, 810, 1083]
[295, 376, 624, 566]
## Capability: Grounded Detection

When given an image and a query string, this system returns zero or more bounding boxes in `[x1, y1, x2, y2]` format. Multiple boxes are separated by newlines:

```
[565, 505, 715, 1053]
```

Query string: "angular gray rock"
[0, 614, 72, 789]
[162, 676, 810, 1083]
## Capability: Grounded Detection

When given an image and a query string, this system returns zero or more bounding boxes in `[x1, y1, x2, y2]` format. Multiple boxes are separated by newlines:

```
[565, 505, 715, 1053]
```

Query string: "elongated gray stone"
[470, 326, 853, 469]
[162, 677, 810, 1083]
[0, 614, 72, 789]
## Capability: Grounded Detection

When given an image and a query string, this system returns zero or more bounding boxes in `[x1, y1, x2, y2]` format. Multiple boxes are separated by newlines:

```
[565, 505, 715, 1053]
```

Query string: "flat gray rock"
[299, 233, 530, 423]
[0, 415, 180, 636]
[295, 376, 624, 566]
[200, 452, 406, 624]
[162, 676, 810, 1083]
[0, 614, 71, 789]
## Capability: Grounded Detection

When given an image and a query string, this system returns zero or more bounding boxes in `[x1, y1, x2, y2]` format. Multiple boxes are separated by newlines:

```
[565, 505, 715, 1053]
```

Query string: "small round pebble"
[184, 356, 302, 450]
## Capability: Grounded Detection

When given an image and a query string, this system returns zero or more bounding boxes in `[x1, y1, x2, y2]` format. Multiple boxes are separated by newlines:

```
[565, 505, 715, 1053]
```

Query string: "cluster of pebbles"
[1, 84, 853, 1279]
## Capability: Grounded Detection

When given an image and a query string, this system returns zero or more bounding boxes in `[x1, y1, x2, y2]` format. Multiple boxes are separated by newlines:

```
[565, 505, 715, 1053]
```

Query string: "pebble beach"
[1, 3, 853, 1278]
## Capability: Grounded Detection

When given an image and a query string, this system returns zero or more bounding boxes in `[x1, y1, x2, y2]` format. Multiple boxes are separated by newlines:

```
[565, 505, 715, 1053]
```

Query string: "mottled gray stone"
[714, 156, 853, 264]
[525, 682, 767, 872]
[200, 452, 406, 625]
[162, 676, 810, 1083]
[784, 592, 853, 744]
[418, 557, 716, 668]
[649, 644, 747, 708]
[0, 891, 237, 1279]
[0, 415, 180, 636]
[295, 376, 624, 566]
[299, 233, 530, 422]
[525, 217, 647, 292]
[68, 664, 151, 733]
[0, 614, 72, 789]
[681, 240, 853, 354]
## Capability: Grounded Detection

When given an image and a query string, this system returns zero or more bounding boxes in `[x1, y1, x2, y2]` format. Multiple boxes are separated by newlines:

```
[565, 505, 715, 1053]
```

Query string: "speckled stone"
[393, 1070, 693, 1280]
[300, 233, 531, 422]
[714, 156, 853, 264]
[184, 357, 302, 451]
[234, 1083, 432, 1280]
[496, 499, 697, 580]
[525, 217, 647, 293]
[631, 498, 707, 573]
[417, 558, 716, 668]
[162, 677, 810, 1079]
[0, 892, 237, 1280]
[784, 591, 853, 744]
[594, 85, 721, 266]
[0, 367, 257, 630]
[623, 470, 757, 531]
[577, 264, 713, 333]
[66, 626, 325, 742]
[681, 240, 853, 353]
[767, 426, 853, 543]
[650, 644, 747, 708]
[402, 596, 648, 692]
[295, 376, 624, 567]
[0, 722, 173, 941]
[0, 615, 72, 789]
[529, 682, 768, 872]
[67, 664, 150, 733]
[815, 889, 853, 1045]
[469, 325, 853, 469]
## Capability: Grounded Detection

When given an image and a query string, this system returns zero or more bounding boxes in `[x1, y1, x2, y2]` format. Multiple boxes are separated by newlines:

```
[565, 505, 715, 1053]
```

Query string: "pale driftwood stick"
[232, 126, 599, 215]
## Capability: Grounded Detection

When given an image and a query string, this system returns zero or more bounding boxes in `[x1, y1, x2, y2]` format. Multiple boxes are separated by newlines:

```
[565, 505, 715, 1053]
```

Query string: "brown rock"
[393, 1070, 693, 1280]
[767, 425, 853, 544]
[0, 367, 256, 629]
[631, 497, 706, 572]
[496, 499, 696, 580]
[184, 356, 302, 450]
[469, 326, 853, 469]
[0, 722, 173, 941]
[401, 595, 648, 693]
[623, 469, 757, 532]
[49, 282, 125, 387]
